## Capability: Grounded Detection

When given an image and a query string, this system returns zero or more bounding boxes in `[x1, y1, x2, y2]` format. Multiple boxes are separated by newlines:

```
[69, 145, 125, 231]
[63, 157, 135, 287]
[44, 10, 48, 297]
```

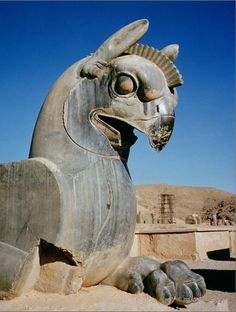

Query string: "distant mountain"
[135, 184, 236, 223]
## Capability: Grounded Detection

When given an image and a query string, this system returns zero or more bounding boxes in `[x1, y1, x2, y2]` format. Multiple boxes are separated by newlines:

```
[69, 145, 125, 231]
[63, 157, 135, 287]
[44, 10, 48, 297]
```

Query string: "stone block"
[0, 243, 39, 299]
[0, 158, 61, 297]
[195, 231, 229, 259]
[132, 232, 197, 260]
[229, 230, 236, 258]
[131, 225, 235, 260]
[34, 262, 83, 295]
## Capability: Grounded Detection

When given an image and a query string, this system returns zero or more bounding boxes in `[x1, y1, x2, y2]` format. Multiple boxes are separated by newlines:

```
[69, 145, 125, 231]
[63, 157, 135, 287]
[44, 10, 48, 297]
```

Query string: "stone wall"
[130, 225, 235, 260]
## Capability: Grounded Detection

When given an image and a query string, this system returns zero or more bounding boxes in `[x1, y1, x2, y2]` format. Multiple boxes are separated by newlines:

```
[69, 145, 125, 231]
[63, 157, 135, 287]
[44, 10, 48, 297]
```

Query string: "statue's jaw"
[90, 112, 137, 160]
[90, 110, 175, 156]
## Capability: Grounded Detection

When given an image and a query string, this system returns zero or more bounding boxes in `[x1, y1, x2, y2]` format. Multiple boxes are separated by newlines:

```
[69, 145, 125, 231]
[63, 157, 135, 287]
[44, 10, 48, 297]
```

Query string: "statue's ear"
[80, 19, 149, 79]
[161, 44, 179, 62]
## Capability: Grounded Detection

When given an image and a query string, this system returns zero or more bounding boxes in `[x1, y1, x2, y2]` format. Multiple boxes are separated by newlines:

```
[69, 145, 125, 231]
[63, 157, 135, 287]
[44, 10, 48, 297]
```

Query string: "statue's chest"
[68, 158, 136, 255]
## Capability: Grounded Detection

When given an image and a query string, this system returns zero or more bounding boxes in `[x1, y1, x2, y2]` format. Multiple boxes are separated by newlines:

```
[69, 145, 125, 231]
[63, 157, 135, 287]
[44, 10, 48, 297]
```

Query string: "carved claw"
[160, 260, 206, 305]
[144, 269, 176, 306]
[127, 272, 144, 294]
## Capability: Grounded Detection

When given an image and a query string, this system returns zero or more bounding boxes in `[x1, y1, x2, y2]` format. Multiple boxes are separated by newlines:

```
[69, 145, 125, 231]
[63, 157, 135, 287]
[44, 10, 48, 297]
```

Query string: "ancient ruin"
[134, 184, 236, 261]
[137, 193, 176, 224]
[0, 19, 206, 306]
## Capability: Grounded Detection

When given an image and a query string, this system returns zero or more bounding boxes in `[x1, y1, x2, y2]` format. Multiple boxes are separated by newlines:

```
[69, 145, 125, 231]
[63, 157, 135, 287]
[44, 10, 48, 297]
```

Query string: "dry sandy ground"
[0, 259, 235, 312]
[0, 286, 234, 312]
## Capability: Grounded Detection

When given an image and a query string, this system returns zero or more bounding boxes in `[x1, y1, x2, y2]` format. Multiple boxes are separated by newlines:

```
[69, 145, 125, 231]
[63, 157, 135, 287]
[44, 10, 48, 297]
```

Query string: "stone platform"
[131, 224, 236, 260]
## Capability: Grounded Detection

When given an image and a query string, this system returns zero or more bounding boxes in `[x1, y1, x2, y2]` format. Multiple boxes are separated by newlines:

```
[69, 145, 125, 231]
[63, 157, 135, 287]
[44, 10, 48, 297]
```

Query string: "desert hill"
[135, 184, 235, 223]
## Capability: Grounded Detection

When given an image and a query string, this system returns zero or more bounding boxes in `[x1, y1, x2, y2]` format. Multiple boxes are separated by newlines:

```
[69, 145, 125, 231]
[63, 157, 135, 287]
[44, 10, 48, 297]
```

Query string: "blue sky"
[0, 1, 235, 193]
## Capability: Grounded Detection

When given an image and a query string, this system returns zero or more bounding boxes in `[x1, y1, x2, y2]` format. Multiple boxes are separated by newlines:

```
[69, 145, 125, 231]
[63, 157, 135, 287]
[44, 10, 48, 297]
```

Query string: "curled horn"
[80, 19, 149, 79]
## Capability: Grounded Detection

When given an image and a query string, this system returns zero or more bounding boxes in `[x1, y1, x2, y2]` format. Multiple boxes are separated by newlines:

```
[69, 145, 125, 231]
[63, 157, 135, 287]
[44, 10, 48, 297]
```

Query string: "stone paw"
[127, 272, 144, 294]
[143, 269, 176, 306]
[161, 260, 206, 305]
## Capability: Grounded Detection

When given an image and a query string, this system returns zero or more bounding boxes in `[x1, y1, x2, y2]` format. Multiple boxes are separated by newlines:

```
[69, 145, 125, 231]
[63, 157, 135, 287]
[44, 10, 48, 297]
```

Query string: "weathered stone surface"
[0, 159, 61, 297]
[131, 224, 235, 260]
[0, 244, 39, 299]
[229, 230, 236, 258]
[0, 159, 61, 253]
[132, 232, 197, 260]
[0, 242, 28, 298]
[195, 230, 230, 259]
[1, 19, 208, 308]
[34, 262, 83, 295]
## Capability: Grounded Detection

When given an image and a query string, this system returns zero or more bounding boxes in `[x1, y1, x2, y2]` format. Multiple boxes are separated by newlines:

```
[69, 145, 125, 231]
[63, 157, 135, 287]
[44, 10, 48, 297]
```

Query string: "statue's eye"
[114, 75, 136, 95]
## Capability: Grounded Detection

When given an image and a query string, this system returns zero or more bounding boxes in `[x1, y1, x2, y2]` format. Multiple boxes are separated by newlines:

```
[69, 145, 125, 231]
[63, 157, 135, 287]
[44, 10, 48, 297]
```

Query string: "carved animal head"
[30, 19, 183, 166]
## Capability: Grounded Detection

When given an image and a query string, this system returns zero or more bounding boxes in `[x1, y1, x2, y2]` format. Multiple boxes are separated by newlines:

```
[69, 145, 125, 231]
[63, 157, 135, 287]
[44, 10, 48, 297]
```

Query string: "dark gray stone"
[0, 19, 205, 306]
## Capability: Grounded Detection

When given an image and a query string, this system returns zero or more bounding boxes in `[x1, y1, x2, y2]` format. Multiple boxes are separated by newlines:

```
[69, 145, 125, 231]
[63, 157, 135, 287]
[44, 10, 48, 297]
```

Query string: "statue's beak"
[129, 112, 175, 152]
[145, 113, 175, 151]
[129, 93, 176, 152]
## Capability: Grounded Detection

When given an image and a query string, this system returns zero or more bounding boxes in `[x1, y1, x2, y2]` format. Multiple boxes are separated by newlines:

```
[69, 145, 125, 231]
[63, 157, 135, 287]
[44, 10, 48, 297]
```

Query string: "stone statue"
[185, 214, 201, 225]
[0, 19, 206, 306]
